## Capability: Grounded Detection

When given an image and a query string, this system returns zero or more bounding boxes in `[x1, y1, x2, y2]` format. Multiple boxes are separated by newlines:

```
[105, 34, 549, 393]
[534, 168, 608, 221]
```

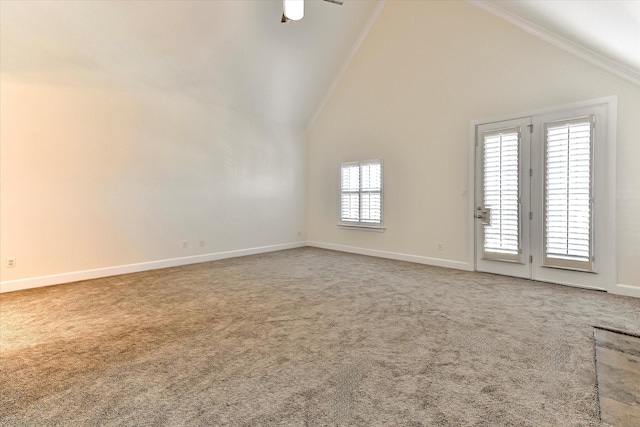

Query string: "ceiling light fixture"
[283, 0, 304, 21]
[281, 0, 342, 23]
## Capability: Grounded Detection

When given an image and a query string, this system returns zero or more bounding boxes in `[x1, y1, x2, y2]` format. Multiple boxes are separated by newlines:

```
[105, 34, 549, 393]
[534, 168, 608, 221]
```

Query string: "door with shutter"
[530, 105, 607, 290]
[475, 118, 531, 279]
[474, 103, 611, 290]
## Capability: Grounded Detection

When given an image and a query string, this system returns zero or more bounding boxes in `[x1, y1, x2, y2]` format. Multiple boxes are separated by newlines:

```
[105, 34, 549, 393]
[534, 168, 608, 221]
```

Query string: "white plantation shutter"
[482, 128, 521, 261]
[341, 163, 360, 222]
[360, 162, 382, 222]
[544, 117, 593, 271]
[340, 160, 382, 225]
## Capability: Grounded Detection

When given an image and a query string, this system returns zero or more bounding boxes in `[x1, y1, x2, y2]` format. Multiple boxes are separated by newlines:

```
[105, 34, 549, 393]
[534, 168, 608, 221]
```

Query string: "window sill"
[337, 223, 386, 232]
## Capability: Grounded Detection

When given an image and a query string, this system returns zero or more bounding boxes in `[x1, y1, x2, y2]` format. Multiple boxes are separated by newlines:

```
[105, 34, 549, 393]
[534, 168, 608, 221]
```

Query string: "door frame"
[474, 117, 532, 279]
[467, 96, 617, 291]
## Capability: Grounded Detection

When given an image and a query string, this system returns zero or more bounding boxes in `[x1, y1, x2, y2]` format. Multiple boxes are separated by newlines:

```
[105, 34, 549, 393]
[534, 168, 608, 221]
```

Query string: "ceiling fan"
[281, 0, 343, 23]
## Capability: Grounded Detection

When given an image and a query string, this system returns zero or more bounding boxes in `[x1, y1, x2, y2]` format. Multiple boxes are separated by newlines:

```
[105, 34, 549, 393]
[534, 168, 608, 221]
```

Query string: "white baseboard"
[0, 242, 305, 294]
[306, 241, 473, 271]
[6, 241, 634, 299]
[610, 283, 640, 299]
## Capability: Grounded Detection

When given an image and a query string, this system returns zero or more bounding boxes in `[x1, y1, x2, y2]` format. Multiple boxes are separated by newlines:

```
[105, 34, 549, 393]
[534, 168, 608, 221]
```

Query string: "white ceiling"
[474, 0, 640, 85]
[1, 1, 638, 129]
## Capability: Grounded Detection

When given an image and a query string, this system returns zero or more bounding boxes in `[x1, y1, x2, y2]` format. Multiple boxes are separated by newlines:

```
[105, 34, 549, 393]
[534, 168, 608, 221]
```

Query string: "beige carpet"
[1, 247, 639, 426]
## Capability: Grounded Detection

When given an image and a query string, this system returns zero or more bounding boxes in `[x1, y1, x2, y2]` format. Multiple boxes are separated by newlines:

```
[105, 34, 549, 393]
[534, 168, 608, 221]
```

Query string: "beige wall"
[2, 0, 638, 294]
[307, 1, 640, 289]
[0, 78, 306, 285]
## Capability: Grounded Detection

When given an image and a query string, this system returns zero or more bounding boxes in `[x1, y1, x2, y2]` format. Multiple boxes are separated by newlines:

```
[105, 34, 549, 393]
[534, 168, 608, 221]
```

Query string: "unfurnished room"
[1, 0, 639, 426]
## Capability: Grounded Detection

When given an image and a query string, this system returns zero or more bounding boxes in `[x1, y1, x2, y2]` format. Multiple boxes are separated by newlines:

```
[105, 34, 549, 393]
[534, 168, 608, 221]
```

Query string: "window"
[543, 117, 593, 271]
[482, 127, 521, 261]
[340, 160, 382, 226]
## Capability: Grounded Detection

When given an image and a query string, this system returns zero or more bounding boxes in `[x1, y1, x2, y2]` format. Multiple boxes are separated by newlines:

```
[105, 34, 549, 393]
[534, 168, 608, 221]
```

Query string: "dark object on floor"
[594, 327, 640, 426]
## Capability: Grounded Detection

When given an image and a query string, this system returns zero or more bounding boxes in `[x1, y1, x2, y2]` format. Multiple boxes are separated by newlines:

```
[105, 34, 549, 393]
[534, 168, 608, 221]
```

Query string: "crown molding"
[467, 0, 640, 87]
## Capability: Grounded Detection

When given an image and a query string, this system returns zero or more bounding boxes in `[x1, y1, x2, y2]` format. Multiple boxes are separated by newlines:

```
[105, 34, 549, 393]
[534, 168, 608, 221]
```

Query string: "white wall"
[0, 77, 306, 289]
[307, 1, 640, 291]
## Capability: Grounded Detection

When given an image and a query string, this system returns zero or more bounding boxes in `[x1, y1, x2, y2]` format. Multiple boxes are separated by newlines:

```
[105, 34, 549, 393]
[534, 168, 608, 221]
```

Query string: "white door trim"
[468, 96, 617, 291]
[475, 117, 532, 279]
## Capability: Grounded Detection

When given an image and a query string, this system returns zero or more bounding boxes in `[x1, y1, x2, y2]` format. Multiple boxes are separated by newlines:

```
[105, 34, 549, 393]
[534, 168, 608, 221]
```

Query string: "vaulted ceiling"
[1, 1, 638, 129]
[0, 0, 381, 128]
[474, 0, 640, 85]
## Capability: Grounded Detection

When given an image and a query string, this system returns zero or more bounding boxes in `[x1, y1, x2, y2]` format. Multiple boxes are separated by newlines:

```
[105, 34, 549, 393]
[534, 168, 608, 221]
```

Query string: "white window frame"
[339, 159, 384, 230]
[480, 125, 523, 263]
[542, 115, 595, 272]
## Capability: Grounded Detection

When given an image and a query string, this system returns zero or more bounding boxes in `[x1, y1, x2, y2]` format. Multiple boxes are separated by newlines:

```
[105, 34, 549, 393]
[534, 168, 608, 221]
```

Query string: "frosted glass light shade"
[283, 0, 304, 21]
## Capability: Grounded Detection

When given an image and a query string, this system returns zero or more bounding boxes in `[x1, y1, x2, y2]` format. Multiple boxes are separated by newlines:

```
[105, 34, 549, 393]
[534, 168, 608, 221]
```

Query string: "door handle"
[476, 207, 491, 225]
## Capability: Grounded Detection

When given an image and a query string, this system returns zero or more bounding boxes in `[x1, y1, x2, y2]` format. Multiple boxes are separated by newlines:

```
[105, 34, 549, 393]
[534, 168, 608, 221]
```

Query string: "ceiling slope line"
[306, 0, 387, 131]
[467, 0, 640, 87]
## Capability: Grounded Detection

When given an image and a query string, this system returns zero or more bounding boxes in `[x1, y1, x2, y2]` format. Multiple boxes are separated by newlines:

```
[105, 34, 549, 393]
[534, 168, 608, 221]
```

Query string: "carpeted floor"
[1, 247, 639, 426]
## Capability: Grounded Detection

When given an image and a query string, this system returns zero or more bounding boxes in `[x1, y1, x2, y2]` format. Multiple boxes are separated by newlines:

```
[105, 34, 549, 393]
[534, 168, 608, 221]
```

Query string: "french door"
[474, 103, 613, 290]
[475, 118, 531, 279]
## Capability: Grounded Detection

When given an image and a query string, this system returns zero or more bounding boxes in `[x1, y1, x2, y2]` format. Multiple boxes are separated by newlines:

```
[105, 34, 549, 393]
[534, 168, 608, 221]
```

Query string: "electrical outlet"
[199, 240, 205, 247]
[437, 243, 443, 251]
[182, 241, 188, 249]
[6, 257, 16, 268]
